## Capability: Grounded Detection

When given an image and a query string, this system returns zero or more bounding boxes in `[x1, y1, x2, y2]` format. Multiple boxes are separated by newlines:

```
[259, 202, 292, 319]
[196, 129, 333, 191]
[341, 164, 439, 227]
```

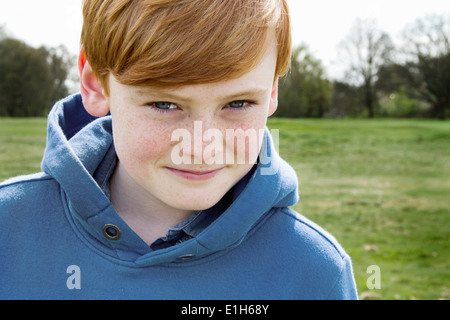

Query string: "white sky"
[1, 0, 449, 79]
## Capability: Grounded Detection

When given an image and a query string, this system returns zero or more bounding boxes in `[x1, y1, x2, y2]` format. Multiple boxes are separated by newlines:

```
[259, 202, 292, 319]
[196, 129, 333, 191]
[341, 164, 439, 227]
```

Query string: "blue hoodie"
[0, 94, 357, 300]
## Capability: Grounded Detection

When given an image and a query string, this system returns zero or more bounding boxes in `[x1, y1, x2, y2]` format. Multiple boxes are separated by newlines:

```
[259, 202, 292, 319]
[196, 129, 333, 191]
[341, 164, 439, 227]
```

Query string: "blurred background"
[0, 0, 449, 300]
[1, 0, 449, 118]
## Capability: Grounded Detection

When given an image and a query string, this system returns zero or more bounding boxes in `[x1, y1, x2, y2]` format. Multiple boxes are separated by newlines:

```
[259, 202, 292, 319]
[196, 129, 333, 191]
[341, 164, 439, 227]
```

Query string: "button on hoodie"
[102, 224, 121, 240]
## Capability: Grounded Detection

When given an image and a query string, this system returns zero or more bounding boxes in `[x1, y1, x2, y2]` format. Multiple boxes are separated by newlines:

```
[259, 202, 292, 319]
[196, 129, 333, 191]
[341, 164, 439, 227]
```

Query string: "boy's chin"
[168, 193, 226, 212]
[172, 201, 217, 212]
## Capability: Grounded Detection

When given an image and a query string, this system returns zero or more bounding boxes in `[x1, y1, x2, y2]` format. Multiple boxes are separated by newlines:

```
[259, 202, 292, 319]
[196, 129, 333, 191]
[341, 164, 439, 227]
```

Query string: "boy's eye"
[227, 101, 247, 109]
[153, 102, 178, 110]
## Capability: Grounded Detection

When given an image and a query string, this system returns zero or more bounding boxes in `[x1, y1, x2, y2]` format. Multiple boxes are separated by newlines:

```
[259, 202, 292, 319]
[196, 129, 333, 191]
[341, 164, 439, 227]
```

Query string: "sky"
[0, 0, 449, 79]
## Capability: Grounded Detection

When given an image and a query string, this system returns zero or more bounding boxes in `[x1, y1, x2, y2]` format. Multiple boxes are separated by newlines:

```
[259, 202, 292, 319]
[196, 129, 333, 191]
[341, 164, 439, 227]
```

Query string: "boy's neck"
[109, 161, 195, 246]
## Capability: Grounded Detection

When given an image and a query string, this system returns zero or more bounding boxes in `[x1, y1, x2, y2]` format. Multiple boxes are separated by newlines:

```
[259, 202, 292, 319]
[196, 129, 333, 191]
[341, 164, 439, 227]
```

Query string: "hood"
[41, 93, 299, 266]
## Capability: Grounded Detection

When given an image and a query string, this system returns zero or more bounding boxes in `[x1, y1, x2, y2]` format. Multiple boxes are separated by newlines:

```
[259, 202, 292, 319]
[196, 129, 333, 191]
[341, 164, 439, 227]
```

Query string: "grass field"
[1, 117, 449, 299]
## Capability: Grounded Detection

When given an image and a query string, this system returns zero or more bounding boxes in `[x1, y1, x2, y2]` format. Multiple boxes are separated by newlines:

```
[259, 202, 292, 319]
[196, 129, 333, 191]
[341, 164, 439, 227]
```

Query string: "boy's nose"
[190, 120, 224, 163]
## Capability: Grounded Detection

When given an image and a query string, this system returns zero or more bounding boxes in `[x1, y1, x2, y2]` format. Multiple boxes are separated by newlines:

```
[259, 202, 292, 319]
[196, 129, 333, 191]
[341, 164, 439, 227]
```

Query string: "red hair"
[81, 0, 292, 94]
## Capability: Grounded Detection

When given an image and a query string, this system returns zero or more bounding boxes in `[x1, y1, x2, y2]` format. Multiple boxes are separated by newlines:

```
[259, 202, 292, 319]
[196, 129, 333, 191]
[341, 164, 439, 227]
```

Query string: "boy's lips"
[165, 167, 224, 181]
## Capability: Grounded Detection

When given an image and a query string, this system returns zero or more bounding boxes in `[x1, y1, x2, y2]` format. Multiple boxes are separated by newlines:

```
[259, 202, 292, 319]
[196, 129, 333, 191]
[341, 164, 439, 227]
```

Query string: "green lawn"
[1, 117, 449, 300]
[0, 118, 47, 181]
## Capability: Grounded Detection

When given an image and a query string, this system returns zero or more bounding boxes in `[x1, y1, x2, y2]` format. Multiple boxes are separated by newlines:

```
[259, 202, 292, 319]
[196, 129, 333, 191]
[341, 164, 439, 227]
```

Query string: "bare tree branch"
[338, 18, 394, 118]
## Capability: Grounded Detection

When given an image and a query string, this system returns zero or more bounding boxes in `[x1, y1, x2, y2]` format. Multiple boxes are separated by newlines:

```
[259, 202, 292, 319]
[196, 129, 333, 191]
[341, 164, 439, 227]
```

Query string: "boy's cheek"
[114, 119, 175, 163]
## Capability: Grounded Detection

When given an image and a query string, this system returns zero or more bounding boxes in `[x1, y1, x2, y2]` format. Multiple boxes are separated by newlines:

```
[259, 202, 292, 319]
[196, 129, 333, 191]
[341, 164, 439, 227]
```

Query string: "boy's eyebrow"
[134, 86, 269, 102]
[219, 87, 270, 101]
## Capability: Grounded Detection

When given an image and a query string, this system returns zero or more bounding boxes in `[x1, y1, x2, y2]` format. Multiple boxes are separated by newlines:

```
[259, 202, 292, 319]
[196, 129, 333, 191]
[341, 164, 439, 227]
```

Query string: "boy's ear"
[268, 78, 279, 117]
[78, 50, 109, 117]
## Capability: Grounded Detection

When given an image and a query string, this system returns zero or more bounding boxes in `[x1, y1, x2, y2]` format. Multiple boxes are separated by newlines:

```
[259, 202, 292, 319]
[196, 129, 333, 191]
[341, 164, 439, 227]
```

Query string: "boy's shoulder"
[0, 172, 57, 206]
[284, 207, 347, 258]
[248, 207, 357, 299]
[250, 206, 351, 276]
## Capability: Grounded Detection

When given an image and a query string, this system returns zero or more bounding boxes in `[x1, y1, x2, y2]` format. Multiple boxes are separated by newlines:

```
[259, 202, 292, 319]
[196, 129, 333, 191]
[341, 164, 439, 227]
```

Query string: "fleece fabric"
[0, 94, 358, 300]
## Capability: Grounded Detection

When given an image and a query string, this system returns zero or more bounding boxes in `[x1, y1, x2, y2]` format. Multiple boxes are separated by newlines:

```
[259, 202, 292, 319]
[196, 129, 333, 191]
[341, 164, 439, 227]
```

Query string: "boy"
[0, 0, 357, 299]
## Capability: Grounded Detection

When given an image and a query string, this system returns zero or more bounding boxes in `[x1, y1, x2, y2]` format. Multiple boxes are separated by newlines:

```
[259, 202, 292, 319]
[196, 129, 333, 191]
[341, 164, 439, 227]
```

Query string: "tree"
[41, 45, 73, 104]
[329, 81, 364, 118]
[338, 19, 394, 118]
[278, 44, 332, 118]
[401, 14, 450, 119]
[0, 37, 72, 117]
[0, 25, 6, 40]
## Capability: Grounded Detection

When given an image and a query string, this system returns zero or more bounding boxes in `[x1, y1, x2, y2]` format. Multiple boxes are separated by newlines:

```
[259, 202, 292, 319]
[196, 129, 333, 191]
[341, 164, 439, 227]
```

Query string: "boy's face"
[103, 44, 278, 212]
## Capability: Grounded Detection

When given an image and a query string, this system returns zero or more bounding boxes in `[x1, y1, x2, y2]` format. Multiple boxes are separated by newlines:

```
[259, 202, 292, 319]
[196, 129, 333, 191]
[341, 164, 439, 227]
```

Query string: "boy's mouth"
[165, 167, 224, 181]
